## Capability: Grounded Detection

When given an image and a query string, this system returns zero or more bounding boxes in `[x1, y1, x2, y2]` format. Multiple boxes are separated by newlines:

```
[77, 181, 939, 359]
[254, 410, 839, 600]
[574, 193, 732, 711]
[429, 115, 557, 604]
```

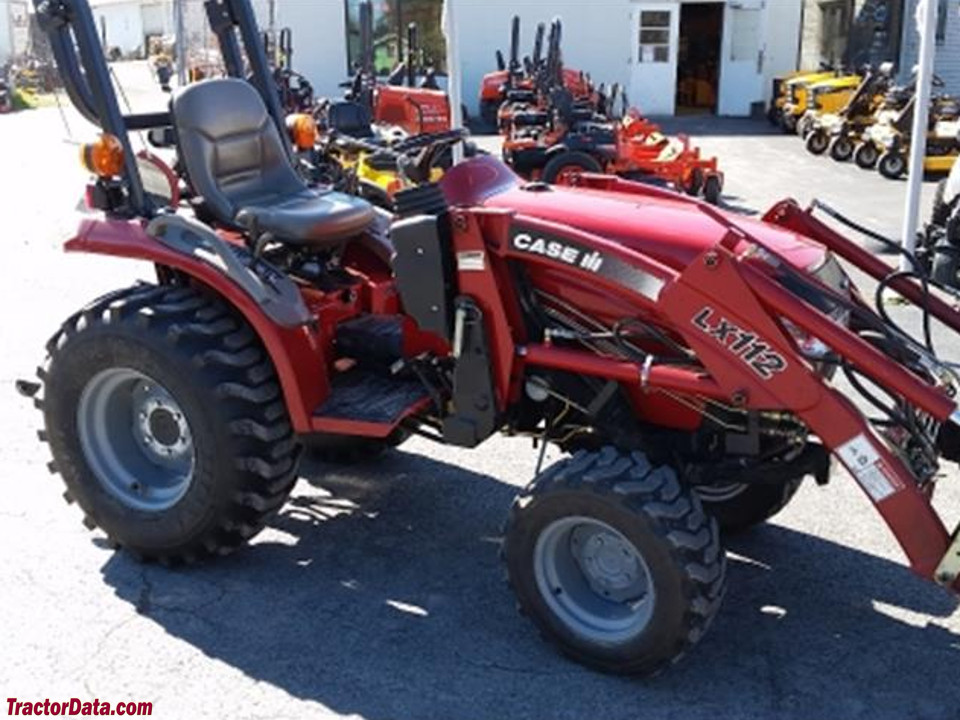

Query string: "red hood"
[440, 156, 825, 272]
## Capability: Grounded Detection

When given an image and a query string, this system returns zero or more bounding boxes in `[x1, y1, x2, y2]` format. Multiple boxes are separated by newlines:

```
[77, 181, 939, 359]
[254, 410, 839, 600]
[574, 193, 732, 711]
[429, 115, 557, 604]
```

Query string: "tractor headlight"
[781, 252, 851, 362]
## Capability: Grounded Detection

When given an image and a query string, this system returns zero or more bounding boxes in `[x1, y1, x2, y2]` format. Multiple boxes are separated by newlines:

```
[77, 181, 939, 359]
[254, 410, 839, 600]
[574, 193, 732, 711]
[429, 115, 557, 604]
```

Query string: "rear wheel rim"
[533, 516, 655, 644]
[77, 368, 196, 512]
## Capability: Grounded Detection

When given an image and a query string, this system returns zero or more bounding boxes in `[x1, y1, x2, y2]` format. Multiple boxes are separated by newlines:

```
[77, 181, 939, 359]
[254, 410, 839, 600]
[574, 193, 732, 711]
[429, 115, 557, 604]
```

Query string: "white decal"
[457, 250, 486, 272]
[836, 433, 899, 502]
[511, 232, 605, 273]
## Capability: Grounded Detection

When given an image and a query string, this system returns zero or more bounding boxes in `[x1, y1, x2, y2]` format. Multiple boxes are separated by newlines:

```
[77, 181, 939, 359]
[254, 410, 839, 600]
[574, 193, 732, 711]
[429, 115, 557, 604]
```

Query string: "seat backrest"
[326, 100, 374, 138]
[172, 78, 306, 225]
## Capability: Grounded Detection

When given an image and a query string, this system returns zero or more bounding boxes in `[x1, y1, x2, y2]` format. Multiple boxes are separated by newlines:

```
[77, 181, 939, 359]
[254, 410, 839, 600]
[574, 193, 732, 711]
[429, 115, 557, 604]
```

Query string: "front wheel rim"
[533, 516, 656, 644]
[77, 368, 196, 512]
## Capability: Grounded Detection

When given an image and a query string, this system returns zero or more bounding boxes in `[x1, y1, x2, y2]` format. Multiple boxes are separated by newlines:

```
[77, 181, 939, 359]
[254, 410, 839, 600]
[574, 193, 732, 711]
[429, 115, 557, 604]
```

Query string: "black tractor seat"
[234, 189, 374, 245]
[173, 78, 374, 247]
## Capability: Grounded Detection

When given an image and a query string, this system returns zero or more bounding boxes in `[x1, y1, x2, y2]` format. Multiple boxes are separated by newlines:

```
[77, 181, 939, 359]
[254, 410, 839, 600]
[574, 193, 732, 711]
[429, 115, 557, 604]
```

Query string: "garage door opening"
[676, 3, 723, 115]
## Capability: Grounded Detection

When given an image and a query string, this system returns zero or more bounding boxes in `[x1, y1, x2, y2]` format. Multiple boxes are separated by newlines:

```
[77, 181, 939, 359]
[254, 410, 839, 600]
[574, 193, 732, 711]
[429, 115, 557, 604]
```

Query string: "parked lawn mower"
[494, 18, 599, 137]
[853, 93, 960, 179]
[767, 70, 811, 126]
[789, 73, 863, 137]
[803, 63, 896, 160]
[478, 15, 590, 129]
[499, 20, 722, 203]
[24, 0, 960, 679]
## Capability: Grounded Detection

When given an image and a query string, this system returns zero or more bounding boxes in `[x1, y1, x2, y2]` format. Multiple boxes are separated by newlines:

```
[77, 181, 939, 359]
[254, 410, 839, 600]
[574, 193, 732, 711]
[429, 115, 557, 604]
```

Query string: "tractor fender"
[64, 216, 329, 432]
[544, 144, 570, 159]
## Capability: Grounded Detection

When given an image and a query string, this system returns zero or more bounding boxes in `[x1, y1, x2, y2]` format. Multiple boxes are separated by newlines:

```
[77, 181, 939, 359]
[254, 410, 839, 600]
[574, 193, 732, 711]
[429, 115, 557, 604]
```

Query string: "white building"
[281, 0, 803, 117]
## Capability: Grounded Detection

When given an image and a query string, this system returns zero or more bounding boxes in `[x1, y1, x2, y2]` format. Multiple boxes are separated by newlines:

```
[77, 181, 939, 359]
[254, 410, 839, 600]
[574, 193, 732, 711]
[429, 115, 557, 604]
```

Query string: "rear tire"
[805, 129, 829, 155]
[37, 283, 301, 563]
[502, 448, 725, 676]
[878, 151, 906, 180]
[542, 151, 603, 185]
[828, 136, 854, 162]
[853, 142, 879, 169]
[696, 478, 802, 533]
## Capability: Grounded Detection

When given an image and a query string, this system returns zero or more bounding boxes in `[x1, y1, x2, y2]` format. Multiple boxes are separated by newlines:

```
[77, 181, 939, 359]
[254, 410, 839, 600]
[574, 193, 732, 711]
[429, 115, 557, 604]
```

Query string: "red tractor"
[22, 0, 960, 678]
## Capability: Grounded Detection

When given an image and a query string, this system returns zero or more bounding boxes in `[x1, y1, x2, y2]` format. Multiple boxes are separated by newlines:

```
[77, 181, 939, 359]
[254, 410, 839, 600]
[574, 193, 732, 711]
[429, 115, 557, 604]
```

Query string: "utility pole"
[174, 0, 187, 86]
[900, 0, 938, 268]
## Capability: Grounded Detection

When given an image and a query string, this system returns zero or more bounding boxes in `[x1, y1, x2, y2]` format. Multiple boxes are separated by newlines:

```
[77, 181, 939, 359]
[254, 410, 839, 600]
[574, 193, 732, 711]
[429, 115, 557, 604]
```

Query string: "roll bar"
[34, 0, 292, 218]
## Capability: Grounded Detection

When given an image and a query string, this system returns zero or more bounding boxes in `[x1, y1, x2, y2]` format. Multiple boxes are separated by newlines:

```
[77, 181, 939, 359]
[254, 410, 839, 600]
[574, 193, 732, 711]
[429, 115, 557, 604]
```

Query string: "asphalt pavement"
[1, 64, 958, 720]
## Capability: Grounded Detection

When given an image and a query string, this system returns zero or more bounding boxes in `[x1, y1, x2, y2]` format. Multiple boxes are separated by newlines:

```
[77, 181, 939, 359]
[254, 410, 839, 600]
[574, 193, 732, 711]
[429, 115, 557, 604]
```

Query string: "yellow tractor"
[774, 70, 842, 133]
[790, 73, 864, 137]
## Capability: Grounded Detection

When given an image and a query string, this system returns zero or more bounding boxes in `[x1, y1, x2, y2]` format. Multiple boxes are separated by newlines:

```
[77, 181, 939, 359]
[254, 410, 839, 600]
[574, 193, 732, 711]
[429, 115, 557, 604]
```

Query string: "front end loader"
[20, 0, 960, 679]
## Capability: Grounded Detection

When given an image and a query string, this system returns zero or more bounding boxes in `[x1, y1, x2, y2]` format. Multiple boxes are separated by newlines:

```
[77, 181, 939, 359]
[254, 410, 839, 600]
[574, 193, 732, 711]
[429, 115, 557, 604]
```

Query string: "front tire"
[878, 150, 906, 180]
[828, 135, 854, 162]
[805, 129, 829, 155]
[853, 142, 879, 169]
[502, 448, 725, 676]
[37, 283, 301, 563]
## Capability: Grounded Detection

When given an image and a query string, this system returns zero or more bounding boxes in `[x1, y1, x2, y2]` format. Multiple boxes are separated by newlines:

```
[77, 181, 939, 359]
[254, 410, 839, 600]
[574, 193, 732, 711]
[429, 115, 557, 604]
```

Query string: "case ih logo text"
[693, 307, 788, 380]
[512, 232, 605, 273]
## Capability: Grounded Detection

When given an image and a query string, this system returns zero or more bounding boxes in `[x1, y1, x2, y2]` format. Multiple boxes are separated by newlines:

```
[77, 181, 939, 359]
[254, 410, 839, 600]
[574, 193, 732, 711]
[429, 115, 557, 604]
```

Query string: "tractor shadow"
[99, 449, 960, 720]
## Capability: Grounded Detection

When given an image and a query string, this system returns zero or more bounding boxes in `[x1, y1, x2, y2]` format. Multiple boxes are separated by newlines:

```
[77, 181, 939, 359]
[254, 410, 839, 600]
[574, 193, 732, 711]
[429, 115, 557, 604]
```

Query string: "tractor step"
[314, 368, 430, 424]
[335, 314, 404, 368]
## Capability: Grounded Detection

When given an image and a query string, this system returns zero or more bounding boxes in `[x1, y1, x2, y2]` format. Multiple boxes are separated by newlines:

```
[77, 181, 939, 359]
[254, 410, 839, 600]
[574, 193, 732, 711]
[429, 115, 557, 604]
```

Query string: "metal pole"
[174, 0, 186, 86]
[442, 0, 464, 162]
[900, 0, 938, 268]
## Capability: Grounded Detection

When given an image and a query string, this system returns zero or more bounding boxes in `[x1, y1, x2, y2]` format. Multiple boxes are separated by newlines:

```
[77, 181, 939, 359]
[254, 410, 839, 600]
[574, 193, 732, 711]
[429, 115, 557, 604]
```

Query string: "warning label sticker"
[836, 433, 902, 502]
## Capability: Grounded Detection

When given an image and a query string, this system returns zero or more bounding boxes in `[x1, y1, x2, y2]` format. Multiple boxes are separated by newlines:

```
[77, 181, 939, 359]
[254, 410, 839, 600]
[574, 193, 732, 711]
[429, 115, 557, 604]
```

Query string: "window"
[638, 10, 671, 63]
[344, 0, 447, 76]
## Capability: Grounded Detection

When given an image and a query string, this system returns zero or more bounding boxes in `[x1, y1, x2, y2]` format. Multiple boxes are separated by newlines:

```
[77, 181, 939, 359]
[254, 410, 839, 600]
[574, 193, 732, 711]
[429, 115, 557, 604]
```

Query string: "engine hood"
[440, 156, 825, 272]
